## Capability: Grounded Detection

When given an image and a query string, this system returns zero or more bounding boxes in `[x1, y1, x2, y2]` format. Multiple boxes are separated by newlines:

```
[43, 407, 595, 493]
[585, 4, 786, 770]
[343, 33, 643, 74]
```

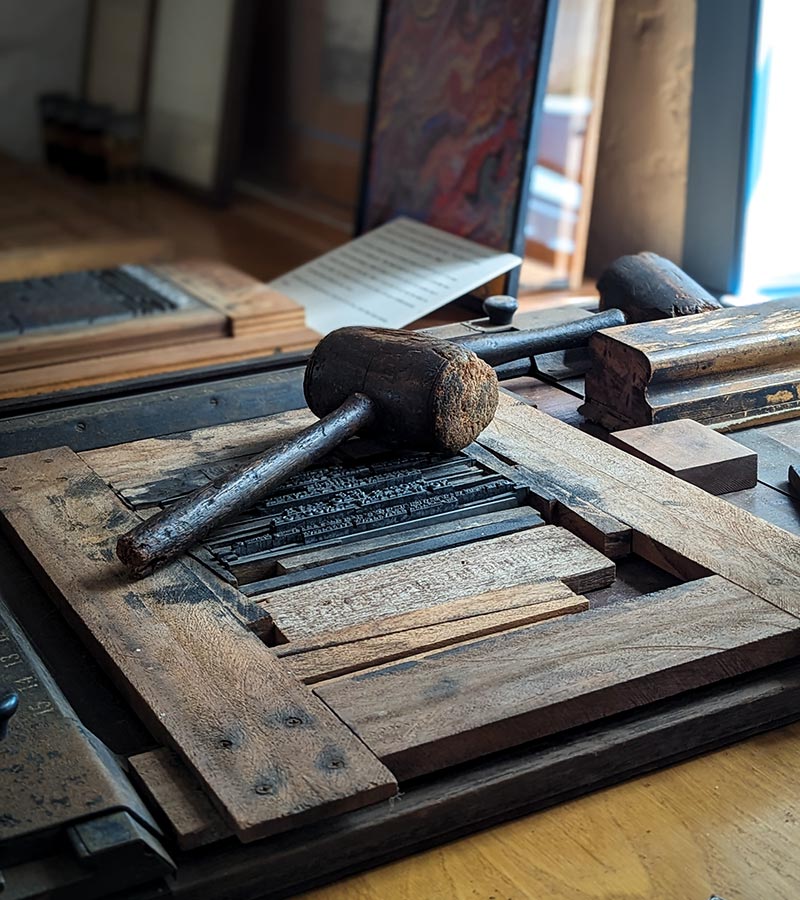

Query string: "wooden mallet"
[115, 309, 626, 576]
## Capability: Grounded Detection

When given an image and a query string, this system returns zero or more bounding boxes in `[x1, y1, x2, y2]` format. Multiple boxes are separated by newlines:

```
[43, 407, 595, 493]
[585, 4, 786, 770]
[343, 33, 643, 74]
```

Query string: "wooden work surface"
[2, 296, 800, 899]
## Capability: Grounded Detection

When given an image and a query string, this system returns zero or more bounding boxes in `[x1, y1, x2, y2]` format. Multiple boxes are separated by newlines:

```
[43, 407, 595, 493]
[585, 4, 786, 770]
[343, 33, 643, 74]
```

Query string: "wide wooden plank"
[464, 442, 631, 558]
[0, 449, 396, 840]
[264, 526, 615, 640]
[317, 577, 800, 780]
[283, 593, 587, 684]
[609, 419, 757, 495]
[277, 581, 578, 655]
[478, 394, 800, 614]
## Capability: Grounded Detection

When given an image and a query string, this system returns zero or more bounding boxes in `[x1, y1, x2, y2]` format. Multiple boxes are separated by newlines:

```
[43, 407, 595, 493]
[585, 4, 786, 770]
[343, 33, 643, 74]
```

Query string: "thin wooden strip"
[277, 581, 578, 655]
[479, 394, 800, 613]
[264, 525, 615, 641]
[0, 326, 319, 400]
[0, 307, 227, 373]
[284, 593, 588, 684]
[464, 443, 631, 558]
[0, 449, 396, 841]
[129, 748, 231, 850]
[316, 576, 800, 780]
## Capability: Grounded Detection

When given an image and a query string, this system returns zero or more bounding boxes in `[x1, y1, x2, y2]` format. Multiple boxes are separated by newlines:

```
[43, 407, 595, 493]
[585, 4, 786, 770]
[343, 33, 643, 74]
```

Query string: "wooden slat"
[129, 748, 231, 850]
[0, 306, 227, 373]
[0, 327, 319, 400]
[81, 407, 316, 488]
[316, 577, 800, 780]
[464, 442, 631, 558]
[0, 449, 396, 841]
[282, 589, 588, 684]
[264, 525, 615, 640]
[479, 394, 800, 615]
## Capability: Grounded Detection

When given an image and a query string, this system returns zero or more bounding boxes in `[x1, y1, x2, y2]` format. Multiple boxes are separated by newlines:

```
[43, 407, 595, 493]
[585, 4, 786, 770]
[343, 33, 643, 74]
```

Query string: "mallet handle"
[453, 308, 626, 366]
[116, 393, 376, 576]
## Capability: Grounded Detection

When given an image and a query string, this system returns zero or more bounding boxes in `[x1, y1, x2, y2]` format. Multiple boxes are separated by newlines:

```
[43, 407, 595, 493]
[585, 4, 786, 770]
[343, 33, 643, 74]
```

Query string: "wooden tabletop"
[301, 718, 800, 899]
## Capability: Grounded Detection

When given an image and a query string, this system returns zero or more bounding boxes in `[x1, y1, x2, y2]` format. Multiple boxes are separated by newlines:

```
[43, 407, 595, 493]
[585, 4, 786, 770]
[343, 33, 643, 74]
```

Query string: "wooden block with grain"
[609, 419, 758, 494]
[316, 576, 800, 780]
[263, 526, 615, 641]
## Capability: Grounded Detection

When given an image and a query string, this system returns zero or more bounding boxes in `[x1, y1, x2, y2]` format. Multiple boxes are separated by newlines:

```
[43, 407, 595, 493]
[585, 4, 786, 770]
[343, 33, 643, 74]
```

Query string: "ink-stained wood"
[481, 393, 800, 616]
[81, 407, 318, 488]
[609, 419, 758, 495]
[581, 298, 800, 431]
[732, 420, 800, 497]
[317, 577, 800, 780]
[129, 748, 231, 851]
[0, 448, 397, 841]
[280, 585, 588, 684]
[464, 442, 631, 558]
[263, 526, 615, 640]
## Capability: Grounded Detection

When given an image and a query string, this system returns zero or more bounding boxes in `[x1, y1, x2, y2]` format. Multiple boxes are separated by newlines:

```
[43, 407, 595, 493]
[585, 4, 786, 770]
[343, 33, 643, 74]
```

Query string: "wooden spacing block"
[608, 419, 757, 495]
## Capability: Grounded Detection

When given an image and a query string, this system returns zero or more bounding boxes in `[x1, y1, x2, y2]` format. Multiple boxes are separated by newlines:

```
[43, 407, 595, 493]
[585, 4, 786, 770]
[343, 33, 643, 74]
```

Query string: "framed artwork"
[357, 0, 557, 291]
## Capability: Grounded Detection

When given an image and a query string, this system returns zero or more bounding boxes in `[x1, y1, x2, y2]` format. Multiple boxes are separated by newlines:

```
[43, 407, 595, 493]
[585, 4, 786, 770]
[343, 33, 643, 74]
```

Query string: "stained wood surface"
[264, 525, 615, 640]
[0, 448, 396, 840]
[317, 576, 800, 780]
[609, 419, 758, 494]
[81, 407, 317, 487]
[480, 393, 800, 616]
[280, 584, 587, 684]
[582, 297, 800, 430]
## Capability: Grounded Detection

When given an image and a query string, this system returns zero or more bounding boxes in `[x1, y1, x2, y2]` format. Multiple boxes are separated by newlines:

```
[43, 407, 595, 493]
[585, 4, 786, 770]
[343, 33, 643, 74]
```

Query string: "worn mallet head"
[597, 251, 722, 323]
[304, 326, 499, 453]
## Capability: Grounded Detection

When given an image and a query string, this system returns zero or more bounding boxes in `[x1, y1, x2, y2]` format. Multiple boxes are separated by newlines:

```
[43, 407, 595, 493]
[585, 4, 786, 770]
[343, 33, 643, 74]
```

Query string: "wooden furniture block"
[609, 419, 758, 494]
[129, 748, 231, 851]
[318, 576, 800, 780]
[0, 449, 397, 841]
[279, 582, 588, 683]
[263, 526, 615, 641]
[581, 298, 800, 431]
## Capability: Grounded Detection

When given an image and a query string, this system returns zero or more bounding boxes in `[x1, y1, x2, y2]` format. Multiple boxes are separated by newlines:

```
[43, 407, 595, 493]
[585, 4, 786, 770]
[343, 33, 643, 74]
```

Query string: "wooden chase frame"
[2, 392, 800, 888]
